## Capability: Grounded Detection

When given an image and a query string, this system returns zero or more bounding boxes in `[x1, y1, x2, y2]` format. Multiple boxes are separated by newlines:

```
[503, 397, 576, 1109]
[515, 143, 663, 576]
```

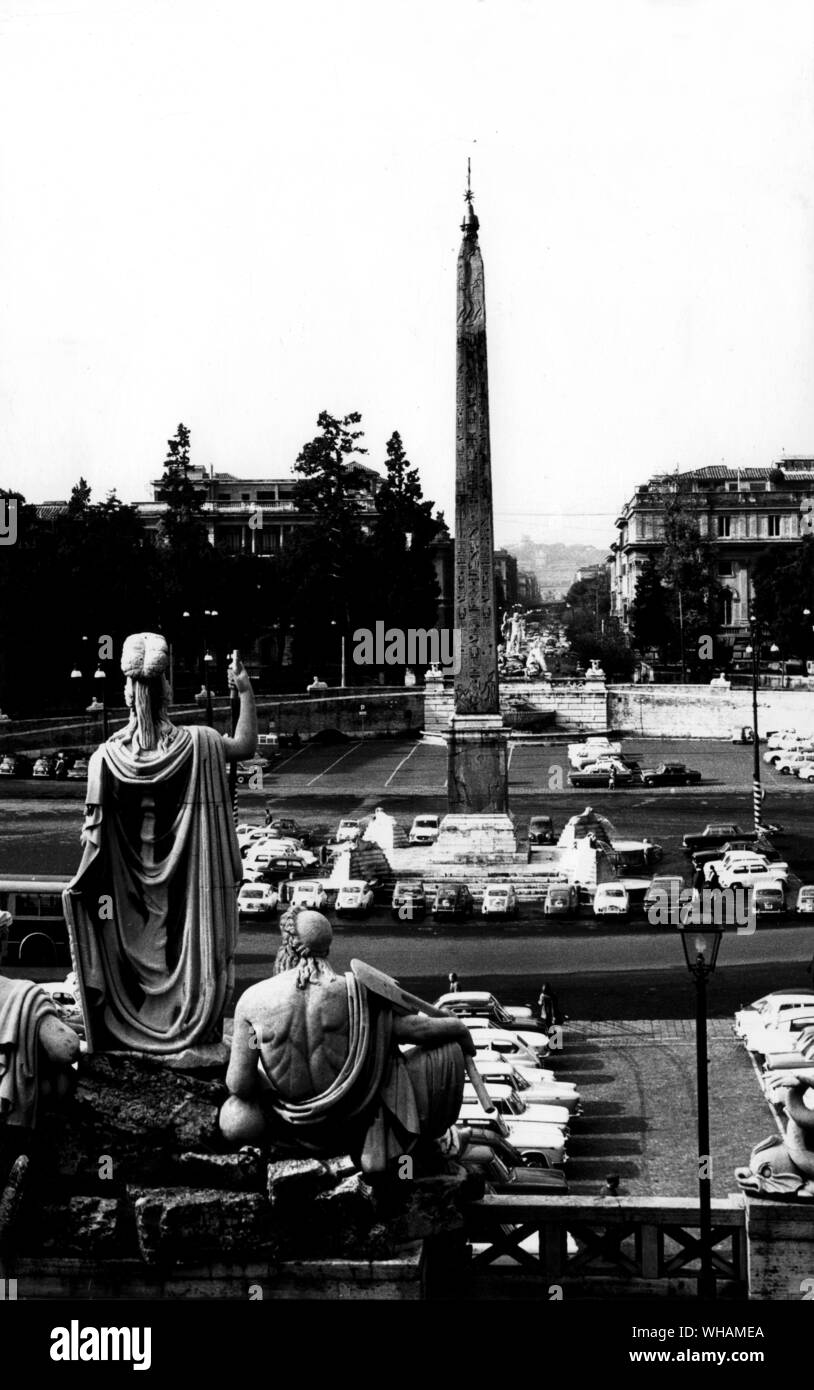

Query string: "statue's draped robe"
[0, 976, 58, 1127]
[255, 973, 465, 1173]
[63, 725, 243, 1053]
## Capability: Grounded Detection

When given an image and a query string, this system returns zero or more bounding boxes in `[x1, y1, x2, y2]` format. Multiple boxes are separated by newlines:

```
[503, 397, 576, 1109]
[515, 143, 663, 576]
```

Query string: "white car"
[795, 762, 814, 784]
[462, 1082, 572, 1130]
[481, 883, 519, 918]
[434, 990, 535, 1025]
[714, 854, 789, 889]
[470, 1029, 555, 1070]
[334, 880, 375, 917]
[462, 1017, 551, 1058]
[237, 882, 279, 917]
[288, 880, 329, 911]
[457, 1103, 568, 1167]
[593, 884, 630, 917]
[568, 739, 621, 768]
[408, 814, 440, 845]
[734, 990, 814, 1047]
[244, 840, 316, 872]
[336, 818, 364, 844]
[472, 1060, 581, 1112]
[774, 751, 814, 775]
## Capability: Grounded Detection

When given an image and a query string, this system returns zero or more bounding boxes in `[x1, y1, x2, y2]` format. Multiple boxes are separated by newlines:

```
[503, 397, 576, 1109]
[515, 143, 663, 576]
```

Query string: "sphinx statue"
[735, 1071, 814, 1198]
[0, 976, 80, 1128]
[220, 909, 473, 1174]
[63, 632, 257, 1054]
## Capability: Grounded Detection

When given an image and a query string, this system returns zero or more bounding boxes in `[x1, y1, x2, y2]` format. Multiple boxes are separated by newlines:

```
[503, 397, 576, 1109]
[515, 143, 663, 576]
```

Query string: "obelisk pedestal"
[446, 175, 509, 817]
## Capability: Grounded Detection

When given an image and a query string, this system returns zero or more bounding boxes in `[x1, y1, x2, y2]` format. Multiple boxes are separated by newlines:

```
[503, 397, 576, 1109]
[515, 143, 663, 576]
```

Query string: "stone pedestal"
[446, 714, 509, 814]
[431, 813, 517, 863]
[744, 1194, 814, 1299]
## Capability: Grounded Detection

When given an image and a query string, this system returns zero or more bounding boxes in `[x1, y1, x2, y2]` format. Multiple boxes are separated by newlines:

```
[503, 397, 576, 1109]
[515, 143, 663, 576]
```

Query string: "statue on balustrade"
[63, 632, 257, 1054]
[736, 1071, 814, 1198]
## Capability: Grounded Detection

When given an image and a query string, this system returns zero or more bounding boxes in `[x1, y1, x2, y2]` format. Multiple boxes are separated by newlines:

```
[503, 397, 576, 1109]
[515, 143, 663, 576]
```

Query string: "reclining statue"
[0, 976, 80, 1128]
[63, 631, 257, 1054]
[735, 1071, 814, 1198]
[220, 909, 474, 1174]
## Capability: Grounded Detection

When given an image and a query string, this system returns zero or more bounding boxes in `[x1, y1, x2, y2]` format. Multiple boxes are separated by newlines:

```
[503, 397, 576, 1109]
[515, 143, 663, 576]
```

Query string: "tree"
[752, 536, 814, 661]
[656, 487, 723, 671]
[67, 476, 92, 518]
[367, 431, 439, 650]
[629, 556, 672, 654]
[155, 424, 208, 555]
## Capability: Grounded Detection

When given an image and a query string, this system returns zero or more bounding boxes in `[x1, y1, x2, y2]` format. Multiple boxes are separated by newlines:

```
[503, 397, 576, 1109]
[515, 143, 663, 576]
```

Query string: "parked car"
[66, 757, 89, 781]
[543, 881, 579, 917]
[639, 762, 702, 787]
[431, 882, 474, 922]
[797, 885, 814, 914]
[794, 762, 814, 784]
[0, 754, 33, 778]
[692, 836, 779, 871]
[469, 1027, 553, 1068]
[568, 759, 635, 788]
[391, 881, 427, 921]
[713, 853, 789, 889]
[334, 880, 375, 917]
[641, 875, 684, 923]
[237, 882, 279, 918]
[593, 883, 630, 918]
[287, 880, 329, 911]
[264, 814, 312, 845]
[235, 757, 269, 786]
[435, 991, 540, 1034]
[462, 1083, 571, 1132]
[749, 878, 786, 919]
[528, 815, 555, 845]
[244, 840, 316, 874]
[251, 855, 312, 884]
[774, 752, 814, 776]
[32, 755, 55, 778]
[734, 990, 814, 1046]
[456, 1105, 567, 1167]
[336, 819, 364, 844]
[471, 1060, 581, 1112]
[682, 823, 755, 854]
[481, 883, 519, 919]
[408, 814, 441, 845]
[459, 1144, 569, 1192]
[568, 739, 622, 768]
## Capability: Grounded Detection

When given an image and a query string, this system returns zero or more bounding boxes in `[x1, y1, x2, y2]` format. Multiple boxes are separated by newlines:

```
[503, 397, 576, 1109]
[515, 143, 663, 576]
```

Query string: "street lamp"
[677, 916, 724, 1301]
[330, 620, 346, 688]
[93, 662, 109, 741]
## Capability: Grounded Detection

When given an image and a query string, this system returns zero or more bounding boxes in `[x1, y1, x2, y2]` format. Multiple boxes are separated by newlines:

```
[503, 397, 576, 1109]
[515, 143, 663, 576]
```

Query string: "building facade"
[611, 461, 814, 637]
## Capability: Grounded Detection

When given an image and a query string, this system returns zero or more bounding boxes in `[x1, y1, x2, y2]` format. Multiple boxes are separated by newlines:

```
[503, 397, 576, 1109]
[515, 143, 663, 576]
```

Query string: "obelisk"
[447, 171, 509, 814]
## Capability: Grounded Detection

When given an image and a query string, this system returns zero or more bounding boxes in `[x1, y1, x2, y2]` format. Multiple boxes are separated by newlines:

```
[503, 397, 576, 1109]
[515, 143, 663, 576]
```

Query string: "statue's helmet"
[121, 632, 170, 680]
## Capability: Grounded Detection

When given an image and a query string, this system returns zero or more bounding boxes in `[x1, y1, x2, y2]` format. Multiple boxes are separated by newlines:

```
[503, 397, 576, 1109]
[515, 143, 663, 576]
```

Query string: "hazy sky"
[2, 0, 813, 550]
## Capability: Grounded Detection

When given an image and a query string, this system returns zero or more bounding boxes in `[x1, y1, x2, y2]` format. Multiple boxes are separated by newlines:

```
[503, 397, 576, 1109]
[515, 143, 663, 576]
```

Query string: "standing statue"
[63, 632, 257, 1054]
[220, 909, 474, 1174]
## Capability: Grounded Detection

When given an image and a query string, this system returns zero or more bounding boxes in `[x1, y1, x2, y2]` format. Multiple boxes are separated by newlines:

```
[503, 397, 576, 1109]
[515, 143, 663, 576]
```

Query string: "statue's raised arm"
[221, 655, 257, 762]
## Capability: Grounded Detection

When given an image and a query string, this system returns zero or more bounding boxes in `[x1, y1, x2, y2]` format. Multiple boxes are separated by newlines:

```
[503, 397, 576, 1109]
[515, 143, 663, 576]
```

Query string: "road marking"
[306, 743, 362, 786]
[269, 745, 309, 773]
[384, 742, 419, 787]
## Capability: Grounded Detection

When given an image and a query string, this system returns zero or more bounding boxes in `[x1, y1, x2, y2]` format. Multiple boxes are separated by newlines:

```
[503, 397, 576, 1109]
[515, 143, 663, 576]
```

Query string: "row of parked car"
[763, 727, 814, 782]
[734, 989, 814, 1099]
[567, 738, 702, 790]
[435, 991, 578, 1176]
[0, 751, 89, 779]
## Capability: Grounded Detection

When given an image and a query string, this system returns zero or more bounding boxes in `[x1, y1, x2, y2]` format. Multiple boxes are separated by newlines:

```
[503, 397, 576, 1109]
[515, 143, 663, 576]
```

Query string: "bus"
[0, 875, 72, 967]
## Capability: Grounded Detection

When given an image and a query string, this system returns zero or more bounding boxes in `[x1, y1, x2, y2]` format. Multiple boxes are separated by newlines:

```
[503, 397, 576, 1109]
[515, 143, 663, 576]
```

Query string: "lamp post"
[93, 662, 109, 741]
[70, 635, 89, 709]
[330, 620, 346, 688]
[744, 615, 779, 832]
[678, 916, 724, 1300]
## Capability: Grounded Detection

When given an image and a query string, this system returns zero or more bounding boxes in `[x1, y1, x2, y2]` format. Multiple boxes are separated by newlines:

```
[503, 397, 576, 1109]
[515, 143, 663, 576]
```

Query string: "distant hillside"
[510, 540, 609, 600]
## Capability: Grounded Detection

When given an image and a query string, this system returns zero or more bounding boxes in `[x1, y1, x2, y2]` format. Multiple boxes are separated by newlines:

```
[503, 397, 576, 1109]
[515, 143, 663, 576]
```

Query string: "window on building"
[717, 516, 731, 538]
[256, 491, 277, 501]
[717, 560, 734, 576]
[722, 591, 735, 625]
[241, 493, 251, 502]
[767, 515, 781, 537]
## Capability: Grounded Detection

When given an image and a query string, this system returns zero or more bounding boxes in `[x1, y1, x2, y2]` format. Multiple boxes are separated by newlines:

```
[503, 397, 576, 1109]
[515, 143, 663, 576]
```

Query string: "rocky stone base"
[1, 1052, 481, 1282]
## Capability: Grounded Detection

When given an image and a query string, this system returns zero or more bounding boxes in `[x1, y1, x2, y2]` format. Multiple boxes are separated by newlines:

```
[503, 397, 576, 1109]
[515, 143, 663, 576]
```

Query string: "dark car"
[528, 815, 555, 845]
[682, 823, 756, 854]
[568, 759, 636, 789]
[432, 882, 474, 922]
[263, 813, 313, 846]
[640, 762, 702, 787]
[391, 881, 427, 922]
[459, 1142, 569, 1191]
[692, 836, 779, 872]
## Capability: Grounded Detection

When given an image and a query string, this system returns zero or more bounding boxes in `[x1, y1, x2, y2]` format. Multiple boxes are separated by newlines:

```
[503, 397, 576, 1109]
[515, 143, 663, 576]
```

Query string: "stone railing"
[463, 1195, 747, 1299]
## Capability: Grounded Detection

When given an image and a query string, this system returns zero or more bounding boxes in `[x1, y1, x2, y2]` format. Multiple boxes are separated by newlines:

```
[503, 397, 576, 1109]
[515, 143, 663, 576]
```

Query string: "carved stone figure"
[63, 632, 257, 1054]
[0, 976, 80, 1127]
[220, 909, 473, 1174]
[735, 1072, 814, 1198]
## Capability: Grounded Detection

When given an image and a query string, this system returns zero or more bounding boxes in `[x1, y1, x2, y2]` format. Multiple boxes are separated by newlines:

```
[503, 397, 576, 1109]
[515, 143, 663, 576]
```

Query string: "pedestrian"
[642, 837, 655, 868]
[608, 765, 617, 791]
[537, 981, 562, 1029]
[447, 971, 459, 993]
[707, 864, 721, 892]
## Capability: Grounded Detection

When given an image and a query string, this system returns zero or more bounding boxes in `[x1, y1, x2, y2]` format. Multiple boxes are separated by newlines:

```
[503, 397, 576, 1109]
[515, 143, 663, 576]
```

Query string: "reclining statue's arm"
[222, 659, 258, 762]
[393, 1011, 475, 1054]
